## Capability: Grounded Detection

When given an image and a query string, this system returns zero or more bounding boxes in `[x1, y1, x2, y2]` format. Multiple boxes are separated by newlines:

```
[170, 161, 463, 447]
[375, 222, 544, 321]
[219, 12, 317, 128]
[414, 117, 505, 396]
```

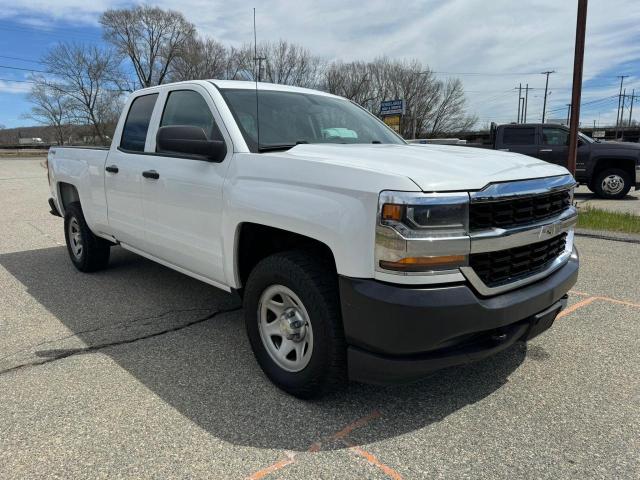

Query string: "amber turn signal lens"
[379, 255, 466, 272]
[381, 203, 404, 221]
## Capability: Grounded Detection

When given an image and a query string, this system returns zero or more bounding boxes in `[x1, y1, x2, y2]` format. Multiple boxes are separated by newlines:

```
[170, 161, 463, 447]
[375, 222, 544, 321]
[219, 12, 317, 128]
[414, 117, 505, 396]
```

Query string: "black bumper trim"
[48, 198, 61, 217]
[340, 249, 578, 384]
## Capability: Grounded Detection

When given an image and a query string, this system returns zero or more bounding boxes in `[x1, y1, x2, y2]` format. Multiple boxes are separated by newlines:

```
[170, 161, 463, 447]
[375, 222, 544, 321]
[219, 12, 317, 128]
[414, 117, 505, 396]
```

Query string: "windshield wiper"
[257, 144, 296, 152]
[257, 140, 308, 152]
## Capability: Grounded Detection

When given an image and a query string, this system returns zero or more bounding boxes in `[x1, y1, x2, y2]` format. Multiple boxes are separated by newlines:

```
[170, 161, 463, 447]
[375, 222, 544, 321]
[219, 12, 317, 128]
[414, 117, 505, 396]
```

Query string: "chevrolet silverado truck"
[468, 123, 640, 199]
[47, 80, 579, 398]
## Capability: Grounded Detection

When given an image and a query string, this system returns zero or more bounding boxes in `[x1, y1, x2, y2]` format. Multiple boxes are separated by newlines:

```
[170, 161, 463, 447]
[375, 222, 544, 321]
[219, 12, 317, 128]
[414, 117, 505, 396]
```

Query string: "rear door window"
[502, 127, 536, 145]
[120, 93, 158, 152]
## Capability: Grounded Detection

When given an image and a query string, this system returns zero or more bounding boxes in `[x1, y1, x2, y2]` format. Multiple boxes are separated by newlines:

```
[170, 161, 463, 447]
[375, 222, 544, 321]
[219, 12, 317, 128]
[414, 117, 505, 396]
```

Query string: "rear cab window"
[120, 93, 158, 152]
[502, 127, 537, 146]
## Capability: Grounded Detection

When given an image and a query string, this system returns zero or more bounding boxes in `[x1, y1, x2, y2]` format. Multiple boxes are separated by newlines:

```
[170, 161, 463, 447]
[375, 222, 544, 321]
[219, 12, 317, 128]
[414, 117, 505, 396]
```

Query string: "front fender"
[221, 153, 417, 288]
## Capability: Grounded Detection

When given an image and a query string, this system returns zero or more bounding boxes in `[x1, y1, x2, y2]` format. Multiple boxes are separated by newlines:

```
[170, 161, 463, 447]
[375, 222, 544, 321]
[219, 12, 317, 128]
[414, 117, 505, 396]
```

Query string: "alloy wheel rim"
[257, 284, 313, 372]
[601, 174, 624, 195]
[68, 217, 83, 259]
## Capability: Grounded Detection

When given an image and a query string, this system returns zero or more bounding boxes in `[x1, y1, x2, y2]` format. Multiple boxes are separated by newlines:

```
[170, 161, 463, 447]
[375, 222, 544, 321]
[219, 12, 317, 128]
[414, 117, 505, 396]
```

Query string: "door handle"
[540, 149, 553, 152]
[142, 170, 160, 180]
[105, 165, 119, 173]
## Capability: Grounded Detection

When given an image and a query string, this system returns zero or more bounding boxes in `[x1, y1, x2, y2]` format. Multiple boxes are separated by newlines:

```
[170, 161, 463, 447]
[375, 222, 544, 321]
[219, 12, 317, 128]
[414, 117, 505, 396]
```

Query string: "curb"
[575, 228, 640, 245]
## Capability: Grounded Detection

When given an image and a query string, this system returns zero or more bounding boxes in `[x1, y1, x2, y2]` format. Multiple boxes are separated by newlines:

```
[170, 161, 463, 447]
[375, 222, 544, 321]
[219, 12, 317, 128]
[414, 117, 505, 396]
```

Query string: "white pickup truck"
[47, 80, 579, 398]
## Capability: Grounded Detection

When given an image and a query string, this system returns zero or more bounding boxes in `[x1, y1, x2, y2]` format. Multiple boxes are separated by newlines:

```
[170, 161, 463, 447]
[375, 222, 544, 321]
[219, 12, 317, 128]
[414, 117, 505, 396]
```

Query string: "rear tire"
[64, 202, 111, 272]
[243, 250, 346, 399]
[593, 168, 631, 199]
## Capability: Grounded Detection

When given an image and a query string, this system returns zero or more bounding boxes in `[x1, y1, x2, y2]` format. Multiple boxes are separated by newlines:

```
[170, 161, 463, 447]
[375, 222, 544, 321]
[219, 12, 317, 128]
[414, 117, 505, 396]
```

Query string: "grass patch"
[577, 206, 640, 234]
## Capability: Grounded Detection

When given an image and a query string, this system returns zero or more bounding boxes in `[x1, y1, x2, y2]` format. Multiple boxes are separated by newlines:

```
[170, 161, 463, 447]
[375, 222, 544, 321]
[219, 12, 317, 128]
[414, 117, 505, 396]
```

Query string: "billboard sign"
[380, 99, 405, 116]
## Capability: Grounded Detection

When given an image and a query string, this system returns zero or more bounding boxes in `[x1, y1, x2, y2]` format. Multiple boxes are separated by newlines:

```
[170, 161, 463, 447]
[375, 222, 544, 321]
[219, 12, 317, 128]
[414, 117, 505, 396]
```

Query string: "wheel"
[64, 202, 111, 272]
[243, 250, 346, 398]
[593, 168, 631, 199]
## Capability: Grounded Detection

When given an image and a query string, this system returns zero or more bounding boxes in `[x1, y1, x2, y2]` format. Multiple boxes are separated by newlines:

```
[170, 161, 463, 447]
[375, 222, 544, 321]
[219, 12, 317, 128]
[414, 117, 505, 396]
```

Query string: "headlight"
[376, 191, 470, 274]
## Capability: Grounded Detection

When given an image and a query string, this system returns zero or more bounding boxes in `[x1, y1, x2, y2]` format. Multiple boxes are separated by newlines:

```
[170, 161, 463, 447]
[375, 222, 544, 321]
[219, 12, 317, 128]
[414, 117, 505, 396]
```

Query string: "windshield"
[578, 131, 595, 143]
[218, 88, 405, 152]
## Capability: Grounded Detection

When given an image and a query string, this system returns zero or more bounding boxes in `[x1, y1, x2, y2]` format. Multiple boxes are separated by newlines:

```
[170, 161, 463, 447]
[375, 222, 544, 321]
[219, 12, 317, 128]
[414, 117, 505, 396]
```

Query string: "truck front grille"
[469, 233, 567, 288]
[469, 190, 571, 231]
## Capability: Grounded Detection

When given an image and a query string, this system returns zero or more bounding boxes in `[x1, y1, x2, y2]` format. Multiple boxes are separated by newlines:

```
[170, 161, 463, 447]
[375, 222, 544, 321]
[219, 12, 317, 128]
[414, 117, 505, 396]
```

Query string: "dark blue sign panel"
[380, 99, 405, 115]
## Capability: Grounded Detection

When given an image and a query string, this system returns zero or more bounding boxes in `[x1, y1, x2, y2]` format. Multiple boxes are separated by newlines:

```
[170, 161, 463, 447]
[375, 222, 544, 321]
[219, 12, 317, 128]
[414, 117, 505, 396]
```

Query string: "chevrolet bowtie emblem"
[539, 224, 556, 238]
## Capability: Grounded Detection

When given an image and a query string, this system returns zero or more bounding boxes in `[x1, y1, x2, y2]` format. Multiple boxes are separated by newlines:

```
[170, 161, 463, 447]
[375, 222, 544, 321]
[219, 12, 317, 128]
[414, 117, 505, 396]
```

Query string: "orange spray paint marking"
[557, 296, 598, 319]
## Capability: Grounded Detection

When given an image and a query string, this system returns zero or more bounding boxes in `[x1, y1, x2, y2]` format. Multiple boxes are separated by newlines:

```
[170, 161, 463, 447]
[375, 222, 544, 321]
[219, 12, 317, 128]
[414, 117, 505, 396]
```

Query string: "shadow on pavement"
[1, 246, 526, 451]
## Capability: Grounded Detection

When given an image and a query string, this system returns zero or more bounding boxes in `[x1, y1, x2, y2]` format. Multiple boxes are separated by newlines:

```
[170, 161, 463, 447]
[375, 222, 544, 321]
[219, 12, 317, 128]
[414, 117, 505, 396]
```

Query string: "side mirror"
[156, 125, 226, 162]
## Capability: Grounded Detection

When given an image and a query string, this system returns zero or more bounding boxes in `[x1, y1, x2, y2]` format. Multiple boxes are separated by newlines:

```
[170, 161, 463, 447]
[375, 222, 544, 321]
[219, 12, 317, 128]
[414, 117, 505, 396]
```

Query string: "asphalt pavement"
[1, 157, 638, 479]
[574, 184, 640, 215]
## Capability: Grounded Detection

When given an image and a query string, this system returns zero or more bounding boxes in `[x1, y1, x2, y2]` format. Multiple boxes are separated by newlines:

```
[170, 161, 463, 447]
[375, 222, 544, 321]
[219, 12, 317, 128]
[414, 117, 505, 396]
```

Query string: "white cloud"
[2, 0, 640, 126]
[0, 80, 31, 94]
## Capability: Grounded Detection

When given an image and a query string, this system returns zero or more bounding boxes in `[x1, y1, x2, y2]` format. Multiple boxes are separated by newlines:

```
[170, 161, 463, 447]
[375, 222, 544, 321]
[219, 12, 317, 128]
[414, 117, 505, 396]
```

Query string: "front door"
[538, 127, 569, 168]
[140, 86, 231, 285]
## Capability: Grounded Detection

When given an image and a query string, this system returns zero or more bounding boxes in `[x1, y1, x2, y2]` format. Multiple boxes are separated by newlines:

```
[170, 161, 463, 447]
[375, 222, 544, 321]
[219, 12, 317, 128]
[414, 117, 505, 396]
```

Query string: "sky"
[0, 0, 639, 130]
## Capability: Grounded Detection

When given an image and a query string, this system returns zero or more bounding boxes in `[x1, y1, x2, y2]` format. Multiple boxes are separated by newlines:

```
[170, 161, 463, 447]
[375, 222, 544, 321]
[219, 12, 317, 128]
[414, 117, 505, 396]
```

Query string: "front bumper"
[340, 248, 579, 385]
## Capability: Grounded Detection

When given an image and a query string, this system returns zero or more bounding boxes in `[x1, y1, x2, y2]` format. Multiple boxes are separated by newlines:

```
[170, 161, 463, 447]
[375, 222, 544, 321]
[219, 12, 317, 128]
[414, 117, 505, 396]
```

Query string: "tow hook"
[491, 332, 508, 342]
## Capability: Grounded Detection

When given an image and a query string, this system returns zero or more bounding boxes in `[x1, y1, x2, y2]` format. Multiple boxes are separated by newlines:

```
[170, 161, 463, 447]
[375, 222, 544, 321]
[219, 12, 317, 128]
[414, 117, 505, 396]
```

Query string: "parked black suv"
[470, 123, 640, 199]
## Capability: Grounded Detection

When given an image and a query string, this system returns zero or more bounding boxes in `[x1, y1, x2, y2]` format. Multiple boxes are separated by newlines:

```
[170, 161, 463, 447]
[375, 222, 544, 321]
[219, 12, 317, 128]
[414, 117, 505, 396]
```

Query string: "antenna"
[253, 8, 261, 150]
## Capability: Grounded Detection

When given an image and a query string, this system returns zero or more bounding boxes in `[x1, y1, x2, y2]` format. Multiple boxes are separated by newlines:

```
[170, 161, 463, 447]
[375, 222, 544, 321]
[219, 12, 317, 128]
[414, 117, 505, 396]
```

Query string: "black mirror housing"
[156, 125, 226, 162]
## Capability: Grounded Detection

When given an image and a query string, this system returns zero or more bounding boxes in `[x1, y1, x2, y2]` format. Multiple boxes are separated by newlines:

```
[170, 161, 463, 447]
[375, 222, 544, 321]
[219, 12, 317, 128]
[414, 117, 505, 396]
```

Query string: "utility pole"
[614, 75, 628, 139]
[620, 88, 626, 141]
[524, 84, 529, 123]
[628, 89, 635, 127]
[517, 83, 522, 123]
[541, 70, 555, 123]
[567, 0, 587, 176]
[566, 104, 572, 125]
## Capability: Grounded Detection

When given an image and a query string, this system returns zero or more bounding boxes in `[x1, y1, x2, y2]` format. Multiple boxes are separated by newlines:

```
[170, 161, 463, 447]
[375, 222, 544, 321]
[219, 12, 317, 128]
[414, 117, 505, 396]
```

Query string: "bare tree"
[23, 76, 73, 145]
[41, 43, 123, 145]
[100, 5, 196, 87]
[259, 40, 323, 88]
[426, 78, 477, 136]
[323, 61, 374, 107]
[322, 57, 475, 138]
[169, 36, 228, 81]
[219, 40, 323, 86]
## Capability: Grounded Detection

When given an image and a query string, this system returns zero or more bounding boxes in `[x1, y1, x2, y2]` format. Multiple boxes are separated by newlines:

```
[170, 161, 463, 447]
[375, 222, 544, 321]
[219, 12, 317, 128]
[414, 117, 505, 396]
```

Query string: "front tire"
[243, 251, 346, 398]
[64, 202, 111, 272]
[593, 168, 631, 199]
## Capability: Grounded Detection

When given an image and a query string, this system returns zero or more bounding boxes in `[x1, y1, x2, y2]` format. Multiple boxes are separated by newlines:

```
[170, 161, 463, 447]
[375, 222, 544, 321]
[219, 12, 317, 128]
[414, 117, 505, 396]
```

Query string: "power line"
[0, 64, 47, 73]
[0, 54, 42, 64]
[0, 77, 36, 84]
[546, 95, 617, 113]
[432, 70, 546, 76]
[0, 21, 102, 42]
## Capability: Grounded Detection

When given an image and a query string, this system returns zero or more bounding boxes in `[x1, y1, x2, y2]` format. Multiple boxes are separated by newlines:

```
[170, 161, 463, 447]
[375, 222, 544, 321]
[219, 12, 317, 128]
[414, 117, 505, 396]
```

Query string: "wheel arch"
[57, 182, 81, 215]
[589, 157, 635, 188]
[234, 222, 337, 291]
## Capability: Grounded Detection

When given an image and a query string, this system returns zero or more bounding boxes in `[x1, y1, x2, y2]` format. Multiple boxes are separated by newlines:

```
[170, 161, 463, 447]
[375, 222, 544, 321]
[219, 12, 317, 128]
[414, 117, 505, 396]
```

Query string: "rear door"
[105, 93, 159, 247]
[139, 85, 232, 285]
[538, 127, 569, 168]
[498, 125, 539, 158]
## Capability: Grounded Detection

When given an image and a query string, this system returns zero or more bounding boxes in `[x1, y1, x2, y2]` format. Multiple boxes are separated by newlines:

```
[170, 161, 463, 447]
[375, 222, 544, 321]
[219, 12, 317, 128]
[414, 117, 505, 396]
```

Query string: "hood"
[281, 143, 569, 191]
[591, 140, 640, 153]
